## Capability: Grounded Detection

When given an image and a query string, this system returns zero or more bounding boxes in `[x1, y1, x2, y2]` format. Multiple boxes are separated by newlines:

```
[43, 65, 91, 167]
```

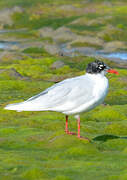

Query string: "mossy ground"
[0, 0, 127, 179]
[0, 54, 127, 180]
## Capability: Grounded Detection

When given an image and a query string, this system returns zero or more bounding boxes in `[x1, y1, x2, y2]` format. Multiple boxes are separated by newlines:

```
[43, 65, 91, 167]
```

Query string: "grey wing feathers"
[4, 79, 72, 111]
[26, 88, 49, 101]
[4, 75, 95, 112]
[26, 80, 70, 102]
[26, 75, 94, 111]
[25, 79, 72, 109]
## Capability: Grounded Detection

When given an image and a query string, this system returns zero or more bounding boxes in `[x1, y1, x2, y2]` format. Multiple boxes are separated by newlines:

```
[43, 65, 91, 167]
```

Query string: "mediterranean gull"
[4, 60, 118, 140]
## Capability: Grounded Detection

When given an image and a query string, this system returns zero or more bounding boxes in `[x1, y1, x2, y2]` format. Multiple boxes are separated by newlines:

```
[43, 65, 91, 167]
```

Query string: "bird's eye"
[98, 66, 102, 69]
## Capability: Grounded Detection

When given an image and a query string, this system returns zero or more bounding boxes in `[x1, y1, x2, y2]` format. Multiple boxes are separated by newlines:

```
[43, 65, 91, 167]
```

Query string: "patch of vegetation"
[71, 42, 102, 49]
[22, 47, 48, 56]
[68, 24, 104, 32]
[102, 28, 127, 42]
[4, 30, 38, 39]
[12, 12, 80, 30]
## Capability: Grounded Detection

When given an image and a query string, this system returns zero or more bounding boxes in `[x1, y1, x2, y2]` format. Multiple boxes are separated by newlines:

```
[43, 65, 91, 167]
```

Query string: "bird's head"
[86, 60, 118, 75]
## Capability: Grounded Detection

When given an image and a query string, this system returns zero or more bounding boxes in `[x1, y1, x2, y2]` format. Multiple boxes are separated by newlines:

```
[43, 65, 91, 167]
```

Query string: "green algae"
[22, 168, 47, 180]
[68, 24, 104, 32]
[3, 69, 127, 176]
[1, 67, 126, 179]
[12, 12, 80, 30]
[22, 47, 48, 55]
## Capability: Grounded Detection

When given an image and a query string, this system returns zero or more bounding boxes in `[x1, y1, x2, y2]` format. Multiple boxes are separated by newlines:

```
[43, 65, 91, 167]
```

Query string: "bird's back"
[5, 73, 109, 113]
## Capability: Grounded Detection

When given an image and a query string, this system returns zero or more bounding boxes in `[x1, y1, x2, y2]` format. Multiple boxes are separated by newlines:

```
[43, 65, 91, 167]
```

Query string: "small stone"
[7, 68, 29, 80]
[103, 41, 126, 52]
[51, 60, 65, 69]
[53, 27, 77, 42]
[0, 51, 24, 62]
[38, 27, 54, 38]
[0, 6, 24, 27]
[43, 43, 60, 55]
[9, 68, 23, 79]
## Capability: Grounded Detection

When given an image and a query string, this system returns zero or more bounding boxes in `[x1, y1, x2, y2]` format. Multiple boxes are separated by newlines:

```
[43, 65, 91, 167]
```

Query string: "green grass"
[3, 30, 38, 39]
[22, 47, 49, 56]
[0, 105, 127, 180]
[0, 54, 126, 179]
[68, 24, 104, 32]
[11, 12, 80, 30]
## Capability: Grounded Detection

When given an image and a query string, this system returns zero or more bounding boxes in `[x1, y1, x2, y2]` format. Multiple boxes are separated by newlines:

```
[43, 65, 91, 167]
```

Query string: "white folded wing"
[4, 74, 95, 113]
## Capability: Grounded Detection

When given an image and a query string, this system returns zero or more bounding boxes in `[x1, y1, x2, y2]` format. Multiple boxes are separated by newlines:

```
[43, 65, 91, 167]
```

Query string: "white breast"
[64, 73, 109, 115]
[92, 74, 109, 105]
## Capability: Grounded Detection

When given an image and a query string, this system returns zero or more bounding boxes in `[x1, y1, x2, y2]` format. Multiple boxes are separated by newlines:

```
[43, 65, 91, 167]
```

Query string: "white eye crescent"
[99, 67, 102, 69]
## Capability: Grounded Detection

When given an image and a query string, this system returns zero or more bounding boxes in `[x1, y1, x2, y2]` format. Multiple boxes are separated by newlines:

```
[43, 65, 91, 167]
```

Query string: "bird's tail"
[4, 101, 49, 112]
[4, 101, 29, 112]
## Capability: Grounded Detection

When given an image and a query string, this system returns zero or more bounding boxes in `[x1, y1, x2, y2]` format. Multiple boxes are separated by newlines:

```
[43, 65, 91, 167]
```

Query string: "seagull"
[4, 60, 118, 140]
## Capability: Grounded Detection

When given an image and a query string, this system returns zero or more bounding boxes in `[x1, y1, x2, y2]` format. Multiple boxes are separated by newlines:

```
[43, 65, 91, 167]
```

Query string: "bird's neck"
[86, 72, 105, 78]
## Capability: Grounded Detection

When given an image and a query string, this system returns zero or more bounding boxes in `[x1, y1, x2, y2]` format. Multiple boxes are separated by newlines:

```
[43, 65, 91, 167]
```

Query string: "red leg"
[65, 115, 68, 133]
[65, 115, 76, 135]
[77, 116, 90, 141]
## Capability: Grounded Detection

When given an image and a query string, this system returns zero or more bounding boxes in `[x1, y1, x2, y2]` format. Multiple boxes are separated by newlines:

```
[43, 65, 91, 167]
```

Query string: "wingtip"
[4, 103, 20, 110]
[4, 104, 12, 110]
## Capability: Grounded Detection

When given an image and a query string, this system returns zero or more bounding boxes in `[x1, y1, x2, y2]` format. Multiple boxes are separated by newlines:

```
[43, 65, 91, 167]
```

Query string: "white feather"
[4, 73, 109, 115]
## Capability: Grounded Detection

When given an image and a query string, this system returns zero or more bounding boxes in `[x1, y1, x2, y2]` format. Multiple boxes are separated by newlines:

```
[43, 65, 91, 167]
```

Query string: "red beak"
[107, 69, 119, 75]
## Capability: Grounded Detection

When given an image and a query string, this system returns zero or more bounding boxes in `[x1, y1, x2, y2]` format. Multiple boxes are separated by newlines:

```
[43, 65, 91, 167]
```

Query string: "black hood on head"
[86, 60, 107, 74]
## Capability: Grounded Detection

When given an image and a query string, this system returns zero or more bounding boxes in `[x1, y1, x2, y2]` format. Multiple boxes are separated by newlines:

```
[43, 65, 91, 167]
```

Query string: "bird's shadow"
[92, 134, 127, 142]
